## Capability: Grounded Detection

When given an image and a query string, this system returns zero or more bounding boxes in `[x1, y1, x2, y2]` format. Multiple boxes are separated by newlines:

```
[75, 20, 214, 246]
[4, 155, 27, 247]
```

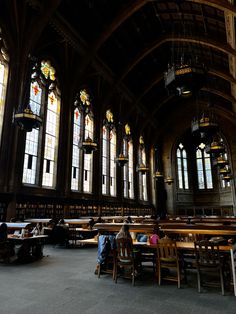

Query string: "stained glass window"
[23, 61, 60, 187]
[83, 114, 93, 193]
[102, 110, 116, 196]
[123, 124, 134, 199]
[176, 143, 189, 189]
[71, 90, 95, 193]
[0, 38, 8, 146]
[138, 137, 148, 201]
[196, 143, 213, 189]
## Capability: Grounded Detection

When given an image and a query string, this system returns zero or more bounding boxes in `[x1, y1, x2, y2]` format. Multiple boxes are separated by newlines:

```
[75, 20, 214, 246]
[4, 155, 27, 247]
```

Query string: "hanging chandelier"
[115, 153, 128, 167]
[222, 174, 233, 182]
[153, 171, 163, 180]
[219, 166, 231, 175]
[213, 156, 229, 168]
[164, 176, 174, 185]
[79, 135, 97, 154]
[164, 59, 206, 98]
[205, 136, 225, 157]
[137, 163, 149, 175]
[14, 107, 42, 132]
[191, 111, 218, 140]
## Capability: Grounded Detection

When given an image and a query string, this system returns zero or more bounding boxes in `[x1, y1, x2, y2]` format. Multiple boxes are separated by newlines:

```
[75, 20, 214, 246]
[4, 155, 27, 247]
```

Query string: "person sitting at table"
[32, 222, 44, 236]
[116, 223, 132, 240]
[125, 216, 133, 223]
[52, 219, 69, 246]
[0, 223, 16, 262]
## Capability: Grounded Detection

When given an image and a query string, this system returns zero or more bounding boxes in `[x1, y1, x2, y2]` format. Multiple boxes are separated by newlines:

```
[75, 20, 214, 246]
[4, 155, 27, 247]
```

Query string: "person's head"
[59, 219, 65, 224]
[0, 222, 8, 233]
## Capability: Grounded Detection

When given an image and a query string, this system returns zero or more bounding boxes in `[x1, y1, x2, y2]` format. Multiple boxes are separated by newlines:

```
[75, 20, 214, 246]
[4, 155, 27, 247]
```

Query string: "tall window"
[102, 110, 116, 196]
[123, 124, 134, 199]
[196, 143, 213, 189]
[138, 136, 148, 201]
[177, 143, 189, 189]
[219, 152, 231, 189]
[71, 89, 96, 193]
[22, 60, 60, 187]
[0, 35, 9, 146]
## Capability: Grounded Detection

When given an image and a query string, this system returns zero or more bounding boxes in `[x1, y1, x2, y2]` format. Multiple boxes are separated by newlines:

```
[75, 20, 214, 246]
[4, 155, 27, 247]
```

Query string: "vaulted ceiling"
[56, 0, 236, 132]
[2, 0, 236, 142]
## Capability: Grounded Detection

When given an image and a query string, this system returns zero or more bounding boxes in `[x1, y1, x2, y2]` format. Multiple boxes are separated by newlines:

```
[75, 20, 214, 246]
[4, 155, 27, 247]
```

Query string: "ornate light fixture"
[137, 162, 149, 175]
[14, 107, 42, 132]
[191, 110, 218, 140]
[165, 60, 206, 98]
[76, 89, 97, 154]
[219, 166, 231, 175]
[205, 136, 225, 157]
[153, 171, 164, 179]
[213, 156, 229, 168]
[116, 153, 128, 167]
[13, 59, 48, 132]
[137, 136, 149, 174]
[79, 135, 97, 154]
[164, 176, 174, 185]
[164, 4, 207, 98]
[222, 174, 233, 182]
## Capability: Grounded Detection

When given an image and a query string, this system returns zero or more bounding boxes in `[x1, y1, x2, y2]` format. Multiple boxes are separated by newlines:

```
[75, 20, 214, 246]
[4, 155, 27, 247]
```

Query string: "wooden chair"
[156, 238, 181, 288]
[194, 240, 225, 295]
[114, 238, 141, 286]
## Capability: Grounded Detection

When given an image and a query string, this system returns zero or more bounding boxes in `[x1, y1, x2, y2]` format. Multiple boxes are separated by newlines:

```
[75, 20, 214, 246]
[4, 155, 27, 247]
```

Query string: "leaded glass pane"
[23, 81, 42, 184]
[184, 171, 189, 189]
[198, 171, 205, 189]
[0, 62, 7, 145]
[42, 90, 60, 187]
[128, 141, 134, 199]
[197, 159, 203, 171]
[71, 108, 82, 191]
[206, 170, 213, 189]
[178, 170, 183, 189]
[110, 129, 116, 196]
[83, 154, 92, 192]
[177, 148, 181, 157]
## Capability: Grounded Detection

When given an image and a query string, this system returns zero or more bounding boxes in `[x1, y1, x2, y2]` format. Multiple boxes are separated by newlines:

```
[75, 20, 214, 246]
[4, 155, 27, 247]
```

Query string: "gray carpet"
[0, 245, 236, 314]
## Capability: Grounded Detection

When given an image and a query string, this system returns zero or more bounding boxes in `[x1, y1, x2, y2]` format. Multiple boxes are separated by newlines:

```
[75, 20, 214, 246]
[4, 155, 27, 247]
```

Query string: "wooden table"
[8, 234, 48, 261]
[94, 222, 158, 234]
[160, 224, 236, 236]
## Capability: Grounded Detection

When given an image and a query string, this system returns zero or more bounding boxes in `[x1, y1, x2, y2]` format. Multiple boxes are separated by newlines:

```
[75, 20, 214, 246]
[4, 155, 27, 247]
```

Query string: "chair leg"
[177, 267, 181, 289]
[219, 267, 225, 296]
[132, 267, 135, 286]
[197, 270, 201, 293]
[158, 263, 161, 286]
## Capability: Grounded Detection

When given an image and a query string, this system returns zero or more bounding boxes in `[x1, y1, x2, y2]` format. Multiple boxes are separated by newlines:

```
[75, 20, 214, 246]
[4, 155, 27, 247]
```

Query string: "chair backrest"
[194, 240, 221, 266]
[157, 238, 178, 260]
[116, 238, 133, 262]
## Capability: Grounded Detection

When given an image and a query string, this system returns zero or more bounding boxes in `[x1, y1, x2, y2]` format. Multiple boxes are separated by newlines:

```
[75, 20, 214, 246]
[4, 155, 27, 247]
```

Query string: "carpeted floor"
[0, 245, 236, 314]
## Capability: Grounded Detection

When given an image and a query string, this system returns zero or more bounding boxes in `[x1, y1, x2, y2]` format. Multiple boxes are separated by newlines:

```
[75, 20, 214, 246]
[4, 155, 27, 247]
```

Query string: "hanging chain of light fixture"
[76, 89, 97, 154]
[164, 2, 207, 98]
[115, 122, 129, 167]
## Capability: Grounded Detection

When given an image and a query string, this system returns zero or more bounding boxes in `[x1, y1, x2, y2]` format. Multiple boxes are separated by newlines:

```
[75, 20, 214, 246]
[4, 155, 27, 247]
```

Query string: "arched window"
[0, 34, 9, 146]
[71, 89, 96, 193]
[138, 136, 148, 201]
[22, 60, 60, 187]
[196, 143, 213, 189]
[102, 110, 116, 196]
[123, 124, 134, 199]
[177, 143, 189, 189]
